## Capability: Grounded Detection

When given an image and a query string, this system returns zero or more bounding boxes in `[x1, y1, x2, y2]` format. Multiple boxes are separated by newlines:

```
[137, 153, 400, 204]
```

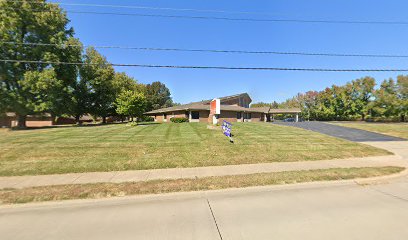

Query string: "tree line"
[252, 77, 408, 122]
[0, 0, 174, 127]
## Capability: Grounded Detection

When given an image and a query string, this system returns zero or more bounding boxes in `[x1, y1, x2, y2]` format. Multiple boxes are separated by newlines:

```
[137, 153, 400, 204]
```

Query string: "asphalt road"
[2, 176, 408, 240]
[274, 121, 406, 142]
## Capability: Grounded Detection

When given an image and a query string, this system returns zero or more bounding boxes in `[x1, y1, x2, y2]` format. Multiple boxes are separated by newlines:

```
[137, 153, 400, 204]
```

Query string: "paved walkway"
[274, 121, 406, 142]
[0, 141, 407, 189]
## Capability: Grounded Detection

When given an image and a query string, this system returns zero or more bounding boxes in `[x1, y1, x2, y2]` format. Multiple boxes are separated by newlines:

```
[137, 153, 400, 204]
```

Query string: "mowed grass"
[0, 167, 403, 204]
[0, 123, 390, 176]
[331, 122, 408, 139]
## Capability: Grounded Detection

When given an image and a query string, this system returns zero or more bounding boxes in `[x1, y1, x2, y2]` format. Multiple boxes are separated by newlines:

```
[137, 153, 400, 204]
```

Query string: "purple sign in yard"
[222, 121, 233, 142]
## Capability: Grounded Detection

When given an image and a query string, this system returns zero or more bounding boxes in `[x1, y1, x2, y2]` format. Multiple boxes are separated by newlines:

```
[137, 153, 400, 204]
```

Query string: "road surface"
[1, 175, 408, 240]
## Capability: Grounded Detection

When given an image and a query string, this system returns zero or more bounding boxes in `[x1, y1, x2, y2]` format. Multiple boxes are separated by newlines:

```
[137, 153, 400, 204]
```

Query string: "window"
[191, 111, 200, 119]
[237, 112, 242, 119]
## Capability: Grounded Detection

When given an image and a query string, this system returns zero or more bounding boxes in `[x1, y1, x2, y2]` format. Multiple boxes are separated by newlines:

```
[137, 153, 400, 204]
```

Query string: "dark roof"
[3, 112, 53, 117]
[249, 107, 270, 114]
[219, 93, 252, 102]
[145, 93, 253, 115]
[195, 93, 251, 105]
[144, 93, 301, 115]
[270, 108, 302, 114]
[144, 103, 268, 115]
[144, 103, 208, 115]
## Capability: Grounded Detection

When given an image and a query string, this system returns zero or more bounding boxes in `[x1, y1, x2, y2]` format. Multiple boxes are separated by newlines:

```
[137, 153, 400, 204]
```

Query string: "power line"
[18, 0, 276, 16]
[5, 7, 408, 25]
[2, 59, 408, 72]
[2, 41, 408, 58]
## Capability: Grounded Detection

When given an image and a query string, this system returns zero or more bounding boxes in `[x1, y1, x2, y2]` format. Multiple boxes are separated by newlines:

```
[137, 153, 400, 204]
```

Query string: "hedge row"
[170, 117, 189, 123]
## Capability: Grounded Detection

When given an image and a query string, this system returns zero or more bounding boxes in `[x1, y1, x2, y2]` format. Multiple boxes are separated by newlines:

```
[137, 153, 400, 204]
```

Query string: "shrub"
[127, 122, 138, 127]
[365, 116, 402, 123]
[170, 117, 189, 123]
[138, 116, 155, 122]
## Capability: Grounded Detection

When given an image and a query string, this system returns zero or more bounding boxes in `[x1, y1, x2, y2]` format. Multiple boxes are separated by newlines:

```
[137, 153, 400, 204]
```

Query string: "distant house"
[0, 113, 54, 128]
[0, 113, 94, 128]
[144, 93, 301, 123]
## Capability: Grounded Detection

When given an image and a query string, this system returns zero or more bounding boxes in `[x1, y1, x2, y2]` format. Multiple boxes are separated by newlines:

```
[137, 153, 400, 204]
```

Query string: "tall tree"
[112, 72, 146, 121]
[145, 82, 173, 111]
[114, 90, 146, 121]
[350, 77, 376, 120]
[20, 69, 65, 115]
[54, 38, 83, 120]
[371, 79, 399, 118]
[396, 75, 408, 121]
[80, 47, 115, 124]
[61, 40, 92, 124]
[0, 0, 75, 127]
[315, 87, 336, 120]
[250, 102, 271, 108]
[297, 91, 319, 120]
[113, 72, 145, 94]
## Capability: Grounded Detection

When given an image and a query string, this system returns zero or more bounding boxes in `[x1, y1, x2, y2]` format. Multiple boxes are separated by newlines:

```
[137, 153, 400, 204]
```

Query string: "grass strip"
[0, 166, 404, 205]
[330, 122, 408, 139]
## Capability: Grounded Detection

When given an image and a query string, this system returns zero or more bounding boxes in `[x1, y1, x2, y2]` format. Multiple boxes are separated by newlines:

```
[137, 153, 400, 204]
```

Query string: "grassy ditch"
[0, 166, 403, 205]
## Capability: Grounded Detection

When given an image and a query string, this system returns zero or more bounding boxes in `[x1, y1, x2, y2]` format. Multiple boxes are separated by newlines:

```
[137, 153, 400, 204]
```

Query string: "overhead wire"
[4, 6, 408, 25]
[2, 59, 408, 72]
[14, 0, 277, 16]
[1, 41, 408, 58]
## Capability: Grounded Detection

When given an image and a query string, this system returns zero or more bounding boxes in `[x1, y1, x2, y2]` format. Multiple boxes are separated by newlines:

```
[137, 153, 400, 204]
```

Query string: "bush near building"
[170, 117, 189, 123]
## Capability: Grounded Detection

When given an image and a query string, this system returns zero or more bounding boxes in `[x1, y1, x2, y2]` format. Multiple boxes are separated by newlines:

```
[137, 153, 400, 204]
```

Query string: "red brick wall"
[0, 116, 54, 128]
[154, 115, 164, 122]
[25, 121, 53, 127]
[0, 117, 11, 128]
[219, 111, 240, 123]
[198, 110, 210, 123]
[251, 112, 263, 122]
[221, 96, 251, 107]
[169, 111, 188, 119]
[56, 117, 93, 125]
[221, 99, 240, 106]
[151, 110, 266, 124]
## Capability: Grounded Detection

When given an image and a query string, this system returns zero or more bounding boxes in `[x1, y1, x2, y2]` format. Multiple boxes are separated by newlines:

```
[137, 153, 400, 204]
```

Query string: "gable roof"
[144, 93, 301, 115]
[144, 93, 253, 115]
[144, 103, 266, 115]
[198, 93, 252, 105]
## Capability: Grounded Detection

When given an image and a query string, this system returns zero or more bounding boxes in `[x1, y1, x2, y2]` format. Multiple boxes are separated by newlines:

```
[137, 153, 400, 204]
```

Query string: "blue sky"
[57, 0, 408, 104]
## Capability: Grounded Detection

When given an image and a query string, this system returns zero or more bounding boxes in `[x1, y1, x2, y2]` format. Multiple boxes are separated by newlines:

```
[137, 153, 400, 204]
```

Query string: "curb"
[354, 168, 408, 185]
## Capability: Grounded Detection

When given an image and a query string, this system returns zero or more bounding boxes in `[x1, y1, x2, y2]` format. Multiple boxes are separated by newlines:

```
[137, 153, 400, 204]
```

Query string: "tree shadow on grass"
[10, 122, 129, 131]
[136, 122, 162, 126]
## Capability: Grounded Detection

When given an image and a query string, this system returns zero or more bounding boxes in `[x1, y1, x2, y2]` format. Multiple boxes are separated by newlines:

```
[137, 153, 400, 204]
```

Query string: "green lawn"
[0, 123, 390, 176]
[330, 122, 408, 139]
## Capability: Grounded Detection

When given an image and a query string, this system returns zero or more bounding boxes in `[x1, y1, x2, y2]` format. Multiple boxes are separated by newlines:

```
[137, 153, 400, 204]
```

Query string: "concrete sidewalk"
[0, 141, 407, 189]
[3, 166, 408, 240]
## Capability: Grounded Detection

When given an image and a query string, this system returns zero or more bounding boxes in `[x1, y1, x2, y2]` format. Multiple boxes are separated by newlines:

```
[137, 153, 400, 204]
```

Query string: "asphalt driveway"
[273, 121, 405, 142]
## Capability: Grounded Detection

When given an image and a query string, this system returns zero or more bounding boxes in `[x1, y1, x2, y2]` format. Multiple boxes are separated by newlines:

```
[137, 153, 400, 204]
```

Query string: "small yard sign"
[222, 120, 234, 143]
